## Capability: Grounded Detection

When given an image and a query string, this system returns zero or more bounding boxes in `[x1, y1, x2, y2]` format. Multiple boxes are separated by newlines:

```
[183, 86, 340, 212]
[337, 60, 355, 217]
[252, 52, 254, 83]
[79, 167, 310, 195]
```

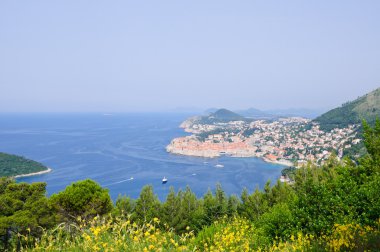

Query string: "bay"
[0, 113, 284, 201]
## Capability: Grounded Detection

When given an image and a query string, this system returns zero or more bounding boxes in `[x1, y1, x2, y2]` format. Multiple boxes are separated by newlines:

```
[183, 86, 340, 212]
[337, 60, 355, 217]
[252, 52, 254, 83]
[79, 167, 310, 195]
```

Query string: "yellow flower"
[83, 233, 91, 241]
[93, 227, 101, 236]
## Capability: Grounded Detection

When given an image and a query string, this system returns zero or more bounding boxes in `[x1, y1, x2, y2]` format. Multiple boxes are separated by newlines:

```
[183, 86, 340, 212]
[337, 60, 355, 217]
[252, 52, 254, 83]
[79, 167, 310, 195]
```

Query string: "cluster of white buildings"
[181, 117, 361, 165]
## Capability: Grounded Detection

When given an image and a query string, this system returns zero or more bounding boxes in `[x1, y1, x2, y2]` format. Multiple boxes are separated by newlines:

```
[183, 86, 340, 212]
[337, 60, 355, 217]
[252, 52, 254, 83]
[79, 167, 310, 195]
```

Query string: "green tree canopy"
[134, 185, 160, 223]
[0, 178, 56, 250]
[50, 179, 113, 222]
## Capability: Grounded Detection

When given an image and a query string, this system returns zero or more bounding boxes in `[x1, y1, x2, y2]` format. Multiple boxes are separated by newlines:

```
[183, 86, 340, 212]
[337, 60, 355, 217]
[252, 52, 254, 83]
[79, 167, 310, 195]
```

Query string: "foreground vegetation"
[1, 120, 380, 251]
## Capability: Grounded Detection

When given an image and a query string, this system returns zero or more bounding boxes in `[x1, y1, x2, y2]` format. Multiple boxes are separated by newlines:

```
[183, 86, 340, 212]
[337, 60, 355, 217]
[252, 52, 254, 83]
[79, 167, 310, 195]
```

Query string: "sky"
[0, 1, 379, 113]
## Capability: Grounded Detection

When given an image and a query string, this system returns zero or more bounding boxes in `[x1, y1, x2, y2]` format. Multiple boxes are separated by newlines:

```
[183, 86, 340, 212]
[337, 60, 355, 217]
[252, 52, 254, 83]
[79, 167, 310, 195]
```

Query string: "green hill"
[314, 87, 380, 131]
[0, 152, 48, 177]
[199, 108, 247, 124]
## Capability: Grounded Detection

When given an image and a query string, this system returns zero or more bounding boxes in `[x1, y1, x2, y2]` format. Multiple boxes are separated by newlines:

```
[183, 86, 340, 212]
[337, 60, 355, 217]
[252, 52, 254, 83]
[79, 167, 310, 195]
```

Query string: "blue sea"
[0, 113, 284, 201]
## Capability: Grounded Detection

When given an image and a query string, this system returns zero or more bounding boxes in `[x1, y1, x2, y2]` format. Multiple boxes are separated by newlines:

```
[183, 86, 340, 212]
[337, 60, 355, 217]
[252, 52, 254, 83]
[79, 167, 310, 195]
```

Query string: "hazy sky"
[1, 1, 379, 112]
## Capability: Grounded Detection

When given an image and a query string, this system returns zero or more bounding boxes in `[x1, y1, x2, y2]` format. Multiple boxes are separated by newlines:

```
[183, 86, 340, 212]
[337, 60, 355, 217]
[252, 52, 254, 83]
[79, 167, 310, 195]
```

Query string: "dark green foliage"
[227, 194, 239, 216]
[292, 164, 355, 234]
[197, 109, 249, 124]
[343, 140, 367, 159]
[363, 118, 380, 166]
[157, 186, 206, 233]
[134, 185, 160, 223]
[161, 187, 182, 230]
[258, 203, 294, 240]
[289, 123, 380, 236]
[238, 187, 268, 221]
[50, 179, 113, 222]
[356, 177, 380, 225]
[238, 180, 295, 224]
[0, 152, 48, 177]
[281, 166, 297, 178]
[0, 178, 56, 250]
[178, 186, 204, 232]
[314, 102, 360, 131]
[201, 184, 230, 226]
[113, 194, 135, 217]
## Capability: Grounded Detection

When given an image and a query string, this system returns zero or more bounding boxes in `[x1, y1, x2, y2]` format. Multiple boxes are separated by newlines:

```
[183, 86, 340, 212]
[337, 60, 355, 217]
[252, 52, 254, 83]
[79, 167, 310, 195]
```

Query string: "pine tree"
[161, 187, 181, 230]
[135, 185, 160, 222]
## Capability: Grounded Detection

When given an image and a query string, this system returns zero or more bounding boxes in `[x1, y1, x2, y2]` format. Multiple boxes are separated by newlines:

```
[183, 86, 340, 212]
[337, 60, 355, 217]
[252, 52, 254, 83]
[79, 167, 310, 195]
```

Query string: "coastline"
[167, 145, 294, 167]
[262, 157, 293, 167]
[14, 167, 52, 178]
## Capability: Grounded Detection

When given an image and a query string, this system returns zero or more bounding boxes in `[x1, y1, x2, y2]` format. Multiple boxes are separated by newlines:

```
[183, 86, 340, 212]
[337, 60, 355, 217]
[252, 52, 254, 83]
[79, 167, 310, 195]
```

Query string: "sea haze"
[0, 113, 284, 201]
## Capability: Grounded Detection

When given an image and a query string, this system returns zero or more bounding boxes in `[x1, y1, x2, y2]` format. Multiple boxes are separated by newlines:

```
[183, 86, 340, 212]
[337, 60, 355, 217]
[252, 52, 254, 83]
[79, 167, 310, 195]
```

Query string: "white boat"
[215, 164, 224, 168]
[162, 177, 168, 184]
[129, 177, 134, 180]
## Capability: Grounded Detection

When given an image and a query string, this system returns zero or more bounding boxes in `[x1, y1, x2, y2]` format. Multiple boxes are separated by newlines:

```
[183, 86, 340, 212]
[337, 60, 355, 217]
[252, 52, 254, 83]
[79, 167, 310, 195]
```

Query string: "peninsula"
[167, 113, 360, 166]
[0, 152, 51, 177]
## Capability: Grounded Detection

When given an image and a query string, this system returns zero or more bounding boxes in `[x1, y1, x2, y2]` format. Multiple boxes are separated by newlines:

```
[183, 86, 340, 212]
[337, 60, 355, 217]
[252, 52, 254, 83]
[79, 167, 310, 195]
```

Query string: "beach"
[14, 167, 52, 178]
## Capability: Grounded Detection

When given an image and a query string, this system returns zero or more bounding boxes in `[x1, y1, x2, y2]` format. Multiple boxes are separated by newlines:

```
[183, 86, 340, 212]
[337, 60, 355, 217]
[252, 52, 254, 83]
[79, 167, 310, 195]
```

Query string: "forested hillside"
[1, 120, 380, 251]
[0, 152, 48, 177]
[198, 108, 248, 124]
[314, 88, 380, 131]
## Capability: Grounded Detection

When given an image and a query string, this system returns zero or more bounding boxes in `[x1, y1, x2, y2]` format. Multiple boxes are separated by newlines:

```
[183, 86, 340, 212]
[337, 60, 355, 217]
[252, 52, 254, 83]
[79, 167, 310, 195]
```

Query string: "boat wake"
[104, 177, 134, 186]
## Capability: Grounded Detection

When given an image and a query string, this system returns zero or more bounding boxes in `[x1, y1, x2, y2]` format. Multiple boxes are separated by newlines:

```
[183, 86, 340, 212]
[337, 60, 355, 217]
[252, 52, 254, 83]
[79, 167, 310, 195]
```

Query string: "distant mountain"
[236, 108, 274, 119]
[204, 108, 219, 114]
[201, 107, 325, 122]
[265, 108, 327, 119]
[0, 152, 48, 177]
[314, 88, 380, 131]
[199, 108, 247, 124]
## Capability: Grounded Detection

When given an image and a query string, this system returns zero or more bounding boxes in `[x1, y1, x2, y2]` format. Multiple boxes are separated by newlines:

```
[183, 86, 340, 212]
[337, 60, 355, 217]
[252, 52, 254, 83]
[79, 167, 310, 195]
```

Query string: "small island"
[0, 152, 51, 177]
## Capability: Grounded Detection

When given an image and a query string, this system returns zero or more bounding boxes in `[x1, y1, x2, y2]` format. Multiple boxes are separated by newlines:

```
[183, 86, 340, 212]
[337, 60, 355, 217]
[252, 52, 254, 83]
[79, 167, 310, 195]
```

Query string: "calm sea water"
[0, 113, 284, 201]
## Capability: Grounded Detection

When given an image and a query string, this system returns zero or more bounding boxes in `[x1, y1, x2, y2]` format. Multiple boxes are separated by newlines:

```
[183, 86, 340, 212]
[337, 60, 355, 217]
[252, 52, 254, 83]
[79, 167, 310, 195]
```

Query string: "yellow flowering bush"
[269, 233, 314, 252]
[17, 216, 380, 251]
[22, 215, 195, 252]
[270, 220, 380, 252]
[193, 217, 257, 252]
[326, 220, 380, 252]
